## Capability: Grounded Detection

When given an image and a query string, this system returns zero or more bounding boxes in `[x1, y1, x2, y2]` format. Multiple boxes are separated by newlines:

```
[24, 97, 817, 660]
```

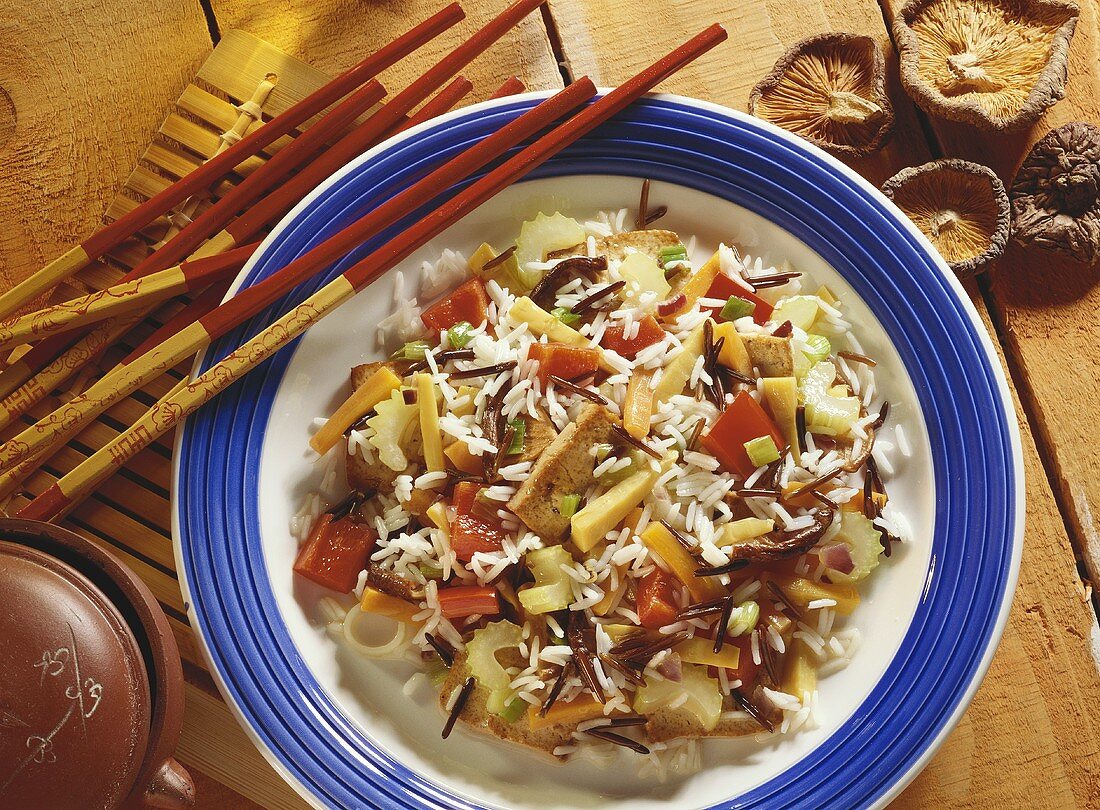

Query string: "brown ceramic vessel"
[0, 518, 193, 808]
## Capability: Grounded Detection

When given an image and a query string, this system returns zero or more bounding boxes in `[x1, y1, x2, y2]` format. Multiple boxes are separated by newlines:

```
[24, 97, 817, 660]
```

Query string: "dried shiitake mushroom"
[882, 159, 1010, 276]
[749, 32, 894, 158]
[1011, 121, 1100, 264]
[894, 0, 1079, 131]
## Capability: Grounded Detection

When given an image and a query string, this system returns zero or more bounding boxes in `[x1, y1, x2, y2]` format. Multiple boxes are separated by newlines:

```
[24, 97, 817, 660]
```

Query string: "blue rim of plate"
[173, 91, 1023, 810]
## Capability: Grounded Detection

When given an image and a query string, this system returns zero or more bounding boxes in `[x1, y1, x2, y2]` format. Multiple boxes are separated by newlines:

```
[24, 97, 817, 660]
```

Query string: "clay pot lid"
[0, 539, 152, 808]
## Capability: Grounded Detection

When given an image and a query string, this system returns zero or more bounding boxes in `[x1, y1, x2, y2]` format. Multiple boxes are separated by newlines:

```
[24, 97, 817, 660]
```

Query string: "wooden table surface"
[2, 1, 1099, 807]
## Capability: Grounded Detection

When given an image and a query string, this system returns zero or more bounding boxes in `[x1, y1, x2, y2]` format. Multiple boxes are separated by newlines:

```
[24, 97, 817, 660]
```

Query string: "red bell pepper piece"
[527, 342, 600, 384]
[725, 635, 760, 688]
[421, 277, 489, 332]
[600, 315, 665, 359]
[702, 390, 786, 478]
[293, 513, 377, 593]
[449, 481, 506, 561]
[704, 273, 773, 325]
[438, 585, 501, 619]
[636, 567, 681, 630]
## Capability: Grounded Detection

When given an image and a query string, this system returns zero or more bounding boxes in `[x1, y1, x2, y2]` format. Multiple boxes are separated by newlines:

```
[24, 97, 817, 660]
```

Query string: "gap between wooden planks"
[547, 0, 1100, 806]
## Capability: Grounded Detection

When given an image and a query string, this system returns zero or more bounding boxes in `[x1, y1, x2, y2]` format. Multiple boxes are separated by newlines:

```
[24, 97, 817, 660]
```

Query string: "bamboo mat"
[1, 32, 332, 808]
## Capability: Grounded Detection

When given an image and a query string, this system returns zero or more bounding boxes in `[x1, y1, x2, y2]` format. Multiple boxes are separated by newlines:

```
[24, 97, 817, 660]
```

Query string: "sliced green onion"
[551, 306, 581, 327]
[744, 435, 780, 467]
[560, 493, 582, 519]
[803, 334, 832, 363]
[727, 601, 760, 637]
[659, 245, 689, 265]
[392, 340, 431, 361]
[419, 562, 444, 580]
[506, 419, 526, 455]
[720, 295, 756, 322]
[447, 321, 474, 348]
[498, 696, 526, 723]
[593, 443, 614, 462]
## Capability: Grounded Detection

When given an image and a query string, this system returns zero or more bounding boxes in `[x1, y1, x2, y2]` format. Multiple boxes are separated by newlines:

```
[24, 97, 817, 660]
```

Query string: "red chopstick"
[126, 79, 386, 278]
[224, 0, 549, 249]
[82, 4, 463, 261]
[490, 76, 527, 99]
[17, 24, 729, 522]
[0, 4, 464, 320]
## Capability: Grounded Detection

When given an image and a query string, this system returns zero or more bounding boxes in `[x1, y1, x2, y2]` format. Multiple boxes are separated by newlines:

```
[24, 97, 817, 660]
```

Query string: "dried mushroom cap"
[749, 32, 894, 158]
[894, 0, 1079, 131]
[1011, 121, 1100, 264]
[882, 159, 1010, 276]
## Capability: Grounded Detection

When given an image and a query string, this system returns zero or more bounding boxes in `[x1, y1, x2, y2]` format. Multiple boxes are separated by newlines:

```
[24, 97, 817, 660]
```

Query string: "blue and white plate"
[173, 92, 1023, 809]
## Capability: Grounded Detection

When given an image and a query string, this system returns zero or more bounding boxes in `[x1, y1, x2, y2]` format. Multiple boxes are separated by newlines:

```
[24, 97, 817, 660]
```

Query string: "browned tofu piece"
[439, 653, 573, 758]
[350, 360, 397, 390]
[507, 404, 616, 541]
[518, 405, 558, 464]
[742, 334, 794, 377]
[549, 229, 682, 264]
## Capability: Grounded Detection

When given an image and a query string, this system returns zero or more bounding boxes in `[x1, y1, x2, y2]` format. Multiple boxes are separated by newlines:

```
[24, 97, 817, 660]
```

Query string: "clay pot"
[0, 518, 193, 808]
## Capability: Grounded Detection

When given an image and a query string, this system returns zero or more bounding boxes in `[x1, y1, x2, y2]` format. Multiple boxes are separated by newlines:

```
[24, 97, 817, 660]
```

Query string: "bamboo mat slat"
[0, 32, 344, 803]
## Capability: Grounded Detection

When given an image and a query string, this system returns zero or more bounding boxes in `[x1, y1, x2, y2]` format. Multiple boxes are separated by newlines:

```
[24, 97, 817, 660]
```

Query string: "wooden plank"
[545, 2, 1100, 806]
[207, 0, 565, 104]
[883, 0, 1100, 595]
[891, 289, 1100, 807]
[178, 683, 310, 810]
[0, 0, 212, 307]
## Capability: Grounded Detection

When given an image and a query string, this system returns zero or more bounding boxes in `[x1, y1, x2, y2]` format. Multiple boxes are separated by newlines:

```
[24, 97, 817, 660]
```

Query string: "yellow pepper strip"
[711, 321, 752, 376]
[623, 369, 656, 439]
[767, 574, 860, 616]
[674, 636, 740, 669]
[662, 252, 721, 319]
[527, 693, 607, 731]
[640, 522, 726, 602]
[653, 324, 706, 404]
[782, 637, 817, 701]
[310, 365, 401, 455]
[443, 440, 483, 476]
[360, 586, 421, 623]
[416, 373, 444, 472]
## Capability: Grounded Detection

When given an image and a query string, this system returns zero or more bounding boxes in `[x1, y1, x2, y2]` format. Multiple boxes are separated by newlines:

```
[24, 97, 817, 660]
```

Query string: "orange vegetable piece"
[449, 481, 506, 561]
[600, 315, 665, 359]
[437, 584, 500, 619]
[527, 694, 607, 730]
[636, 567, 681, 630]
[702, 390, 786, 478]
[703, 273, 774, 325]
[421, 277, 489, 332]
[293, 514, 377, 593]
[527, 342, 600, 384]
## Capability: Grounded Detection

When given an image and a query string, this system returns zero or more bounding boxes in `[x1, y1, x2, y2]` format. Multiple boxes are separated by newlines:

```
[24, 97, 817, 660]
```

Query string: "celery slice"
[803, 334, 832, 364]
[392, 340, 431, 361]
[518, 546, 573, 615]
[801, 361, 860, 436]
[447, 321, 474, 348]
[466, 621, 523, 715]
[498, 697, 526, 723]
[506, 419, 526, 455]
[744, 435, 780, 467]
[720, 295, 755, 322]
[551, 306, 581, 326]
[560, 494, 581, 519]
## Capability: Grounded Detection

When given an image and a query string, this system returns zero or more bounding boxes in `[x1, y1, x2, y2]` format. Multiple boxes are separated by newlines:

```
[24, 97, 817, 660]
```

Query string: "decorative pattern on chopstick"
[0, 244, 258, 351]
[0, 3, 545, 446]
[17, 24, 729, 521]
[0, 56, 597, 477]
[0, 3, 464, 320]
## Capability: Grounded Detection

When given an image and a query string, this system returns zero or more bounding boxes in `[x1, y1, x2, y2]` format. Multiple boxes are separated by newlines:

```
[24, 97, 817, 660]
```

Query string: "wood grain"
[207, 0, 565, 105]
[547, 0, 1100, 806]
[0, 1, 211, 307]
[883, 0, 1100, 597]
